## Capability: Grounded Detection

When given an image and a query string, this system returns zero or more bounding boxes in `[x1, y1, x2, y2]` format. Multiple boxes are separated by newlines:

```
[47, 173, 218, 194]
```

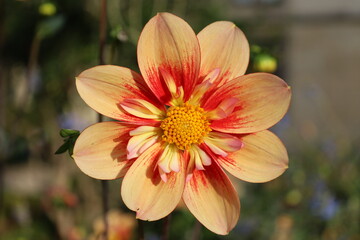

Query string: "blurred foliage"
[1, 0, 359, 240]
[55, 129, 80, 156]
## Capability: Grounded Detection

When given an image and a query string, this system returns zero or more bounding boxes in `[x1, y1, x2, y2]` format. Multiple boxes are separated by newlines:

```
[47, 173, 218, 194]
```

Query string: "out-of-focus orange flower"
[42, 186, 78, 209]
[73, 13, 291, 235]
[90, 210, 135, 240]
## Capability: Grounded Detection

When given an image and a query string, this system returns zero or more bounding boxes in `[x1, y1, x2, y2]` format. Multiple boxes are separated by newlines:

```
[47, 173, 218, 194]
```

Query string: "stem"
[137, 219, 145, 240]
[98, 0, 108, 239]
[27, 35, 40, 82]
[190, 220, 202, 240]
[101, 180, 109, 240]
[99, 0, 107, 65]
[161, 214, 171, 240]
[0, 0, 5, 216]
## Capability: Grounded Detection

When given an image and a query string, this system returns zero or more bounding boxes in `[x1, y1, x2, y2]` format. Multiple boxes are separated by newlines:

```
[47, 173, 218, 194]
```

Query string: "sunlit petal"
[183, 163, 240, 235]
[198, 21, 249, 85]
[121, 143, 186, 221]
[203, 73, 291, 133]
[73, 122, 134, 179]
[217, 130, 289, 183]
[76, 65, 161, 125]
[137, 12, 200, 103]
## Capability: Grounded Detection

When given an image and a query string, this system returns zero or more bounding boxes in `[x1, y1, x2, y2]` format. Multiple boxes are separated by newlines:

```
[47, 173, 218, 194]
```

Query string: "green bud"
[39, 2, 57, 16]
[254, 54, 278, 73]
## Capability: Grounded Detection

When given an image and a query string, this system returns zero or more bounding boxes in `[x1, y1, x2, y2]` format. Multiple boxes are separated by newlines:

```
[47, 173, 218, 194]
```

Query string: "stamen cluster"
[161, 103, 211, 150]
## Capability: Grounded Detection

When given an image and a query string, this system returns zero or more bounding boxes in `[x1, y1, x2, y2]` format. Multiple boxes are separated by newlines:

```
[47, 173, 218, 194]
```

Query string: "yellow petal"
[198, 21, 249, 85]
[204, 73, 291, 134]
[121, 143, 186, 221]
[73, 122, 134, 179]
[218, 130, 289, 183]
[137, 13, 201, 102]
[183, 163, 240, 235]
[76, 65, 162, 124]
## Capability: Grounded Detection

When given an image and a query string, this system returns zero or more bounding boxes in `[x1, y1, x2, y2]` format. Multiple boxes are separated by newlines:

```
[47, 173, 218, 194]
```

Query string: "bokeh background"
[1, 0, 359, 239]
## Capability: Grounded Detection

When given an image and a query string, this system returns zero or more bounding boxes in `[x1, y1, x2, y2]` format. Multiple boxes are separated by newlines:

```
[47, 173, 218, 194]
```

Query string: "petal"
[121, 143, 186, 221]
[157, 144, 181, 173]
[206, 97, 238, 120]
[183, 163, 240, 235]
[188, 69, 219, 105]
[203, 132, 243, 157]
[120, 99, 164, 119]
[76, 65, 162, 125]
[137, 12, 201, 103]
[127, 126, 160, 159]
[217, 130, 289, 183]
[204, 73, 291, 133]
[73, 121, 135, 180]
[198, 21, 249, 85]
[189, 145, 211, 171]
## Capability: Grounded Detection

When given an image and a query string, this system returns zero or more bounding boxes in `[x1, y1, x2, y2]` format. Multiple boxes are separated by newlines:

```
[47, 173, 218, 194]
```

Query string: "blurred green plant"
[55, 129, 80, 156]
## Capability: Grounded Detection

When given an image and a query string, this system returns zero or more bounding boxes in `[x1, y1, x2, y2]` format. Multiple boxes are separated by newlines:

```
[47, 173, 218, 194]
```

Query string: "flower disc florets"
[160, 103, 211, 150]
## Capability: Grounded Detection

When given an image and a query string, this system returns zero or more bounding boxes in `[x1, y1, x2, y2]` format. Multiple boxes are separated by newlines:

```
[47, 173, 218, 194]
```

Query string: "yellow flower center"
[160, 103, 211, 150]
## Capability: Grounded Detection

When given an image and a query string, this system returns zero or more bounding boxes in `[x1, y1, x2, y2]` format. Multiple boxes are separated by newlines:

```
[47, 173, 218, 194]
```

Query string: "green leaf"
[59, 129, 80, 138]
[68, 134, 80, 156]
[55, 141, 70, 154]
[56, 129, 80, 156]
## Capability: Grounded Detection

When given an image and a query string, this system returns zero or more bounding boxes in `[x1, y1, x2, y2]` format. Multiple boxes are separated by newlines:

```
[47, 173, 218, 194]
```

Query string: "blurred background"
[0, 0, 359, 239]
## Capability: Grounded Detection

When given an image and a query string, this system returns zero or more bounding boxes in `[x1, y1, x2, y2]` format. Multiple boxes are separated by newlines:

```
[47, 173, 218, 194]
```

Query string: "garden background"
[0, 0, 359, 239]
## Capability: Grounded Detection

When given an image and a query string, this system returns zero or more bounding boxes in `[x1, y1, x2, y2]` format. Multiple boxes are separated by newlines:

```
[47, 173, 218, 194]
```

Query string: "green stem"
[190, 220, 202, 240]
[137, 219, 145, 240]
[161, 214, 172, 240]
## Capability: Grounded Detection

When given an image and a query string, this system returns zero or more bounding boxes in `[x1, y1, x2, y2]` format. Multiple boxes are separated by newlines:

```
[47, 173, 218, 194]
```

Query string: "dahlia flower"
[73, 12, 291, 235]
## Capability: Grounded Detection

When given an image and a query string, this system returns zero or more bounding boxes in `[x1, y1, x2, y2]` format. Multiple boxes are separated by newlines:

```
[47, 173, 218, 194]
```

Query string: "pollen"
[160, 103, 211, 150]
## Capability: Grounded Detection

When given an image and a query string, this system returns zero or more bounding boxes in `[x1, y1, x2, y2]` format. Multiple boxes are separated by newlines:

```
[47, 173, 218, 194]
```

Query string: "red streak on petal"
[190, 169, 208, 193]
[144, 57, 198, 104]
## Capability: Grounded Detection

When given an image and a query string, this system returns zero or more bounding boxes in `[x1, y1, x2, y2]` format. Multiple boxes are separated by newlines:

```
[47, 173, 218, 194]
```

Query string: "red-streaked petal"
[204, 73, 291, 133]
[217, 130, 289, 183]
[121, 143, 186, 221]
[73, 121, 135, 180]
[183, 163, 240, 235]
[137, 12, 201, 103]
[198, 21, 249, 85]
[76, 65, 162, 125]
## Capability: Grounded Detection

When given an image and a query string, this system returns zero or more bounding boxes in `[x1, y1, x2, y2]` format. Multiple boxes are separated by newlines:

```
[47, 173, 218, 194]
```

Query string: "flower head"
[73, 13, 291, 235]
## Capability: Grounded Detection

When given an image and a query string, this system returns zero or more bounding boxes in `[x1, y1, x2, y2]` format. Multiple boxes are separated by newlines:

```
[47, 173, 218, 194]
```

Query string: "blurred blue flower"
[310, 181, 339, 220]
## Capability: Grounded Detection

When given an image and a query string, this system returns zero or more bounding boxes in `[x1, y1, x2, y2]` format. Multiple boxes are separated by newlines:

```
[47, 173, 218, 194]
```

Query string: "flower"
[90, 210, 135, 240]
[72, 12, 291, 235]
